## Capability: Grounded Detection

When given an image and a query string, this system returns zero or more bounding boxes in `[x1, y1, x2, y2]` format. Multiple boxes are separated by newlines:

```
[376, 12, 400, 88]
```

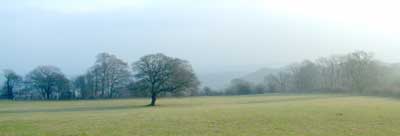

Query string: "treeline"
[2, 51, 400, 100]
[221, 51, 400, 96]
[0, 53, 200, 101]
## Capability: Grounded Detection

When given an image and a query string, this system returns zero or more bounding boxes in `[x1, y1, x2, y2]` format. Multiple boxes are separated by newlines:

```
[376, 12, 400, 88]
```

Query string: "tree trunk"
[149, 93, 157, 106]
[45, 86, 52, 100]
[6, 86, 13, 100]
[46, 92, 50, 100]
[5, 80, 13, 100]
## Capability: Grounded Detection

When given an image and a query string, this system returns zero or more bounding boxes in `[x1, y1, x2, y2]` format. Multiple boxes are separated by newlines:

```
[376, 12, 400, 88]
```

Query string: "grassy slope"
[0, 94, 400, 136]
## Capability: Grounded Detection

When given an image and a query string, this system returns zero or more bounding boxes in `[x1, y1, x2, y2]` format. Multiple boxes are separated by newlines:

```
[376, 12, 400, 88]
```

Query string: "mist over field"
[1, 1, 400, 136]
[2, 0, 400, 89]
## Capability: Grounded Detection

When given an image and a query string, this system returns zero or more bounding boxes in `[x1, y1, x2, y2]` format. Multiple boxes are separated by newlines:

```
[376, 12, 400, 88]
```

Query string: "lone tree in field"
[2, 69, 22, 99]
[26, 65, 69, 100]
[132, 53, 199, 106]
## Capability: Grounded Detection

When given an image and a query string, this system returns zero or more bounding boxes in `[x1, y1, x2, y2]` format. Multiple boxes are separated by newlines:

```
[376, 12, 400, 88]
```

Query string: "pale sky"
[1, 0, 400, 78]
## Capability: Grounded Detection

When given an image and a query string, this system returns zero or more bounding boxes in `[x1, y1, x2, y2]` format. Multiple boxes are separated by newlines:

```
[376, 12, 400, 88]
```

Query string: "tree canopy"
[26, 65, 69, 100]
[132, 53, 199, 106]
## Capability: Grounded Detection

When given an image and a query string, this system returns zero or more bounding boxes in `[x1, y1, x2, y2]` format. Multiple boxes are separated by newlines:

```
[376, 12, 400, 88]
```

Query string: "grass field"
[1, 94, 400, 136]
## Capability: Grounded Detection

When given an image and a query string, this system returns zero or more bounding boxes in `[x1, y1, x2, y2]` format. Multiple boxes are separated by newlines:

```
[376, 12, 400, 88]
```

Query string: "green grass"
[1, 94, 400, 136]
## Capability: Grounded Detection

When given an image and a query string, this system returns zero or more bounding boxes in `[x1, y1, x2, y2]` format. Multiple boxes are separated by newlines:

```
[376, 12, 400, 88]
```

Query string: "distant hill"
[239, 67, 280, 84]
[198, 71, 248, 90]
[198, 67, 280, 90]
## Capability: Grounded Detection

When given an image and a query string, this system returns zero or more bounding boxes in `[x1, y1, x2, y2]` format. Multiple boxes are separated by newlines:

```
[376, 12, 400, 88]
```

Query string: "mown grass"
[0, 94, 400, 136]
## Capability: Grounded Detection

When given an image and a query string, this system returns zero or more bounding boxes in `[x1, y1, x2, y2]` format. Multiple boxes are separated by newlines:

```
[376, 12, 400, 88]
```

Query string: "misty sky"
[1, 0, 400, 77]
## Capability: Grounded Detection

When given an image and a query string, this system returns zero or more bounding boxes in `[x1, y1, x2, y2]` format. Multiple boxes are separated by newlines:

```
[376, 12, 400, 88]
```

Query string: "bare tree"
[226, 79, 253, 95]
[72, 75, 91, 99]
[26, 65, 69, 100]
[90, 53, 131, 98]
[202, 86, 212, 96]
[289, 60, 320, 91]
[132, 53, 199, 106]
[2, 69, 22, 100]
[343, 51, 379, 92]
[265, 71, 291, 92]
[263, 51, 388, 94]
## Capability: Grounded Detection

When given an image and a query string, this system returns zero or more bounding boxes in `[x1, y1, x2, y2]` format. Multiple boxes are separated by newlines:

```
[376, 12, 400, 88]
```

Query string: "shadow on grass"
[0, 105, 150, 114]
